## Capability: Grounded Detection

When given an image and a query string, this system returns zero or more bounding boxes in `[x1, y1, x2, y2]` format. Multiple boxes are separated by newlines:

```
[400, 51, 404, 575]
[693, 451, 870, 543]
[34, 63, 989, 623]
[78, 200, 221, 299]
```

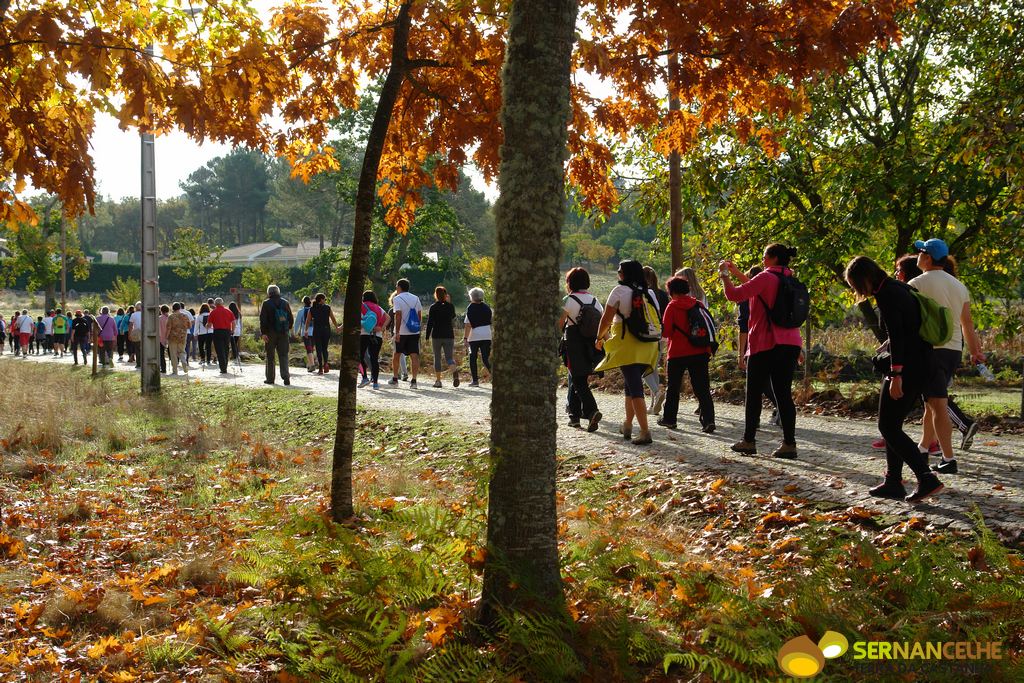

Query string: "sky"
[87, 1, 629, 206]
[90, 111, 499, 203]
[92, 114, 227, 202]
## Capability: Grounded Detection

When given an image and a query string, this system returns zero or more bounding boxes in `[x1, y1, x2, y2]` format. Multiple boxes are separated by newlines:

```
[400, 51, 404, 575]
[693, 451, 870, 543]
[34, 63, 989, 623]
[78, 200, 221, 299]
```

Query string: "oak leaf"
[87, 635, 121, 659]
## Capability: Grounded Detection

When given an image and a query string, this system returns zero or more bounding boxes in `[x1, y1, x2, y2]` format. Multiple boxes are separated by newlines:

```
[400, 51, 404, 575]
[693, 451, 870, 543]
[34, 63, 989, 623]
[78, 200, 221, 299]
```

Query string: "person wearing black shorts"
[909, 238, 985, 474]
[389, 279, 423, 388]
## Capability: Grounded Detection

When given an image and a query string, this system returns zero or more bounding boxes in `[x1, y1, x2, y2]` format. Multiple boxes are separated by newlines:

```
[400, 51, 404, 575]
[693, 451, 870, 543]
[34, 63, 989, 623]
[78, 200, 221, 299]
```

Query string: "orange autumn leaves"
[2, 0, 908, 230]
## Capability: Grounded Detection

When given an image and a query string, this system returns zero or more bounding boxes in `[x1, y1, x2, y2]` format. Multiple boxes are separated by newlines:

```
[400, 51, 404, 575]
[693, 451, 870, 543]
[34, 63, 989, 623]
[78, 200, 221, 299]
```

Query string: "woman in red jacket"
[658, 276, 716, 433]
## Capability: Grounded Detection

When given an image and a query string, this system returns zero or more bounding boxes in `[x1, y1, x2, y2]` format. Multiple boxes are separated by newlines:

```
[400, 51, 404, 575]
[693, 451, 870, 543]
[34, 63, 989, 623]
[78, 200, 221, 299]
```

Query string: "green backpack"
[911, 290, 953, 347]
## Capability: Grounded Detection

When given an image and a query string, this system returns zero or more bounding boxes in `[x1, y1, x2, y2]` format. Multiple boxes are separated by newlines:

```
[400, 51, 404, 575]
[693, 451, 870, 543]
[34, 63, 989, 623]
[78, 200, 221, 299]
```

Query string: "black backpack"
[568, 295, 601, 339]
[682, 303, 719, 353]
[622, 286, 662, 342]
[761, 271, 810, 329]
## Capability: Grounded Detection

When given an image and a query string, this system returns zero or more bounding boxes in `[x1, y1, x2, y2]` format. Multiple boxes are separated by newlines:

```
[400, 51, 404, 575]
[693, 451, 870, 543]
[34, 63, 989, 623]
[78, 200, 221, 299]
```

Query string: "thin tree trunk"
[479, 0, 577, 621]
[44, 283, 57, 312]
[330, 194, 343, 247]
[668, 50, 683, 272]
[330, 1, 412, 522]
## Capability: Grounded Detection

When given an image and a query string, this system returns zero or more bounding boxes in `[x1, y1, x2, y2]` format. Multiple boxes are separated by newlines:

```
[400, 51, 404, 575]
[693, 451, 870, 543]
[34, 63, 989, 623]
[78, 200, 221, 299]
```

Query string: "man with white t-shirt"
[909, 238, 985, 475]
[17, 309, 34, 355]
[389, 278, 423, 388]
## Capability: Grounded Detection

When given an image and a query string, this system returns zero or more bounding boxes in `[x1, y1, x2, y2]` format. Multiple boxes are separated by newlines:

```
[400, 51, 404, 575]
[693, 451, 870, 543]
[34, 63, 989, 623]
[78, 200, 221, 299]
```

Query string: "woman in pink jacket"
[720, 243, 803, 458]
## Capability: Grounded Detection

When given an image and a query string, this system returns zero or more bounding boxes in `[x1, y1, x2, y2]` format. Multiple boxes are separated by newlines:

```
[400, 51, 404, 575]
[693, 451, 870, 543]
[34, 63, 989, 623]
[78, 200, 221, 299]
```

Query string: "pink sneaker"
[928, 441, 941, 455]
[872, 438, 886, 451]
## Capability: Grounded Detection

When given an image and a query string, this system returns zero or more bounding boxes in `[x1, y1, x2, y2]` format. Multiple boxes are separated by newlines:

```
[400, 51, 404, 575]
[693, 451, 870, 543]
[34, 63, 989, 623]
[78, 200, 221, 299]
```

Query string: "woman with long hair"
[309, 292, 339, 374]
[228, 301, 242, 364]
[675, 266, 707, 306]
[594, 259, 661, 445]
[845, 255, 945, 503]
[737, 265, 779, 426]
[425, 286, 459, 388]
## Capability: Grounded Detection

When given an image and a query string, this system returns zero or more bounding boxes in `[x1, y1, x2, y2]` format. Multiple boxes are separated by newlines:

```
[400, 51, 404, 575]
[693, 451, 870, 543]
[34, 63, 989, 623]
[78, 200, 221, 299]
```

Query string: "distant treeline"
[0, 260, 451, 299]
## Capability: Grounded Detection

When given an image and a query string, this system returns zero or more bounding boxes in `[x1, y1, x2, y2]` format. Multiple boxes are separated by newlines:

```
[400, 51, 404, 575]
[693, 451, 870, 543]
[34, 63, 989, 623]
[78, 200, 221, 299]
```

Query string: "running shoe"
[960, 423, 979, 451]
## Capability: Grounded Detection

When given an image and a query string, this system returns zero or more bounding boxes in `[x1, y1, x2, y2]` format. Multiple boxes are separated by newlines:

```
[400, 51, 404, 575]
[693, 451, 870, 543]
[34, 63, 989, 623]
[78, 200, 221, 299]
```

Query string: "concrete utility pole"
[60, 212, 67, 310]
[140, 43, 161, 395]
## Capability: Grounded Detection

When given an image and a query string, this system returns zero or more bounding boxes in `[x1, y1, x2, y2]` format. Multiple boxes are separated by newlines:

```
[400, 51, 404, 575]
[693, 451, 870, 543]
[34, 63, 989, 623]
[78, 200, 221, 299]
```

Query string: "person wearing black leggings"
[737, 266, 779, 426]
[196, 304, 213, 365]
[463, 288, 493, 386]
[720, 243, 803, 459]
[359, 291, 388, 388]
[309, 292, 338, 374]
[845, 256, 944, 503]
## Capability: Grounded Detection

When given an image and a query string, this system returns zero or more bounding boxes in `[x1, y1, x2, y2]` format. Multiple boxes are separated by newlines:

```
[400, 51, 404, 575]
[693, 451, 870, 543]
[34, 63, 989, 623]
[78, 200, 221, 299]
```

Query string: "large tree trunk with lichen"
[479, 0, 577, 621]
[330, 1, 411, 522]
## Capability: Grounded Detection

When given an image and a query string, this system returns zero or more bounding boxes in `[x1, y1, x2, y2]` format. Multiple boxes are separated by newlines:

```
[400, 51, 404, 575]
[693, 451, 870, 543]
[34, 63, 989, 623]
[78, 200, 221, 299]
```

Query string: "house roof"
[221, 242, 281, 261]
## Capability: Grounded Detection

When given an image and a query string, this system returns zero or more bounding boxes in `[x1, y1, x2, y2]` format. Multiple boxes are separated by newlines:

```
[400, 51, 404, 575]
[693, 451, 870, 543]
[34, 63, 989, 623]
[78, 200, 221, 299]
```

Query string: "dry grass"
[178, 555, 224, 591]
[56, 499, 93, 526]
[0, 360, 149, 459]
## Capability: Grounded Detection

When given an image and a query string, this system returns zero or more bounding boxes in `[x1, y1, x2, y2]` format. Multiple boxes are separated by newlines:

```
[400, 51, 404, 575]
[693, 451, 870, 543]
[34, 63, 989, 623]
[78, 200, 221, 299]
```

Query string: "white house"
[220, 241, 339, 267]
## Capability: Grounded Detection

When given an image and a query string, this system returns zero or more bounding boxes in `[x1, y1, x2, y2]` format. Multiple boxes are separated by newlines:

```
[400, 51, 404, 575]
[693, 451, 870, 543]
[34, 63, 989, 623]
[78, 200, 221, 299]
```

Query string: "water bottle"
[976, 363, 995, 381]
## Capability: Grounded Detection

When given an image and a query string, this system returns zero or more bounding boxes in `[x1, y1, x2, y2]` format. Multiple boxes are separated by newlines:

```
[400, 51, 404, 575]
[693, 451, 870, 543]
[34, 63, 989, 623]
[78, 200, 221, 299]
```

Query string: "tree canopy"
[624, 0, 1023, 324]
[3, 0, 909, 234]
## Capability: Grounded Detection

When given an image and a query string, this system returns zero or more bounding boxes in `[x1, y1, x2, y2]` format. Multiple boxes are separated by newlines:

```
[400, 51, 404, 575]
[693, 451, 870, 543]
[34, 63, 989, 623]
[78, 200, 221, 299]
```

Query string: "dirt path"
[10, 351, 1023, 539]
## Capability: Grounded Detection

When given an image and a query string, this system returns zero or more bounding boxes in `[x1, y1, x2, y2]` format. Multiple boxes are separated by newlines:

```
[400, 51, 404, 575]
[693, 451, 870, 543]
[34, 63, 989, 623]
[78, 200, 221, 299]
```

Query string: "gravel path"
[11, 351, 1023, 539]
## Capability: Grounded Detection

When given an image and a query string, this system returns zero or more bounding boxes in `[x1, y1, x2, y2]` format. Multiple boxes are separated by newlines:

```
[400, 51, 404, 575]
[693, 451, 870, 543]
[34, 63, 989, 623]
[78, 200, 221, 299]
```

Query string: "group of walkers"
[2, 279, 498, 393]
[559, 237, 985, 505]
[559, 246, 798, 450]
[5, 237, 985, 505]
[0, 297, 247, 376]
[283, 278, 494, 390]
[1, 308, 78, 361]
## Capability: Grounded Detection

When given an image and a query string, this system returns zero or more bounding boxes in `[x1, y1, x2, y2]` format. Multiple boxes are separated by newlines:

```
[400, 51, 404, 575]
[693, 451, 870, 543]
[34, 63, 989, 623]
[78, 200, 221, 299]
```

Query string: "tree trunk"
[44, 283, 57, 312]
[330, 1, 412, 522]
[479, 0, 577, 622]
[330, 195, 343, 247]
[668, 50, 683, 272]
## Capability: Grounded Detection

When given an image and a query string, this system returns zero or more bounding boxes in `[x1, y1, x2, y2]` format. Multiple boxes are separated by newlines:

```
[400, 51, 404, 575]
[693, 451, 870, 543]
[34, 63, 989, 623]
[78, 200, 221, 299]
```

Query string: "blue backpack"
[361, 305, 378, 334]
[405, 306, 421, 333]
